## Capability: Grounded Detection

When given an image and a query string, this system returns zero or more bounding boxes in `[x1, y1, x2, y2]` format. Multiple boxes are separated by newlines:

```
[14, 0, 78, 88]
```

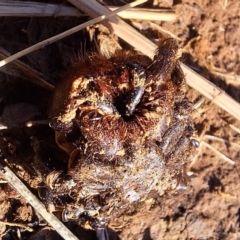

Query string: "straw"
[0, 0, 147, 68]
[0, 164, 79, 240]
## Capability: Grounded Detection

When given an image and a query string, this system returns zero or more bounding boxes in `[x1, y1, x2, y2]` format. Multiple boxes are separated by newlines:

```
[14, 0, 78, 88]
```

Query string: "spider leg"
[159, 121, 187, 155]
[125, 65, 146, 116]
[94, 218, 109, 240]
[97, 100, 118, 114]
[173, 61, 186, 86]
[96, 227, 110, 240]
[175, 169, 190, 190]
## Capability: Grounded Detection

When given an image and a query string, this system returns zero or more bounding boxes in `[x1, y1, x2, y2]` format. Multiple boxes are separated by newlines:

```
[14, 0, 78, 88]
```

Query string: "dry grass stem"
[229, 124, 240, 134]
[109, 7, 176, 21]
[206, 58, 240, 85]
[0, 1, 176, 21]
[204, 134, 240, 148]
[201, 141, 235, 165]
[213, 71, 240, 85]
[207, 61, 240, 84]
[193, 98, 205, 110]
[67, 0, 156, 57]
[0, 47, 54, 90]
[147, 21, 180, 40]
[0, 1, 84, 17]
[0, 180, 8, 183]
[0, 165, 79, 240]
[192, 98, 212, 116]
[0, 47, 42, 77]
[0, 0, 147, 68]
[181, 64, 240, 121]
[0, 220, 33, 232]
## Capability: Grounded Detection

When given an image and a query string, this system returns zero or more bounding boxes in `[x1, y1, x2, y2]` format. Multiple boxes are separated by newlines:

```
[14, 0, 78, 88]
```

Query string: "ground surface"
[0, 0, 240, 239]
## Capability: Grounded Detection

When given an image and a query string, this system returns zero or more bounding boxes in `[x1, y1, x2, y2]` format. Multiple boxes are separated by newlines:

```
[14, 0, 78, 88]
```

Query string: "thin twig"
[0, 0, 147, 68]
[0, 47, 54, 90]
[0, 1, 176, 21]
[109, 7, 176, 21]
[229, 124, 240, 134]
[0, 47, 43, 77]
[0, 1, 84, 17]
[147, 21, 180, 40]
[193, 97, 205, 110]
[201, 141, 235, 165]
[182, 64, 240, 121]
[212, 71, 240, 85]
[0, 164, 79, 240]
[204, 134, 240, 148]
[0, 220, 33, 232]
[67, 0, 156, 57]
[206, 58, 240, 85]
[0, 180, 8, 183]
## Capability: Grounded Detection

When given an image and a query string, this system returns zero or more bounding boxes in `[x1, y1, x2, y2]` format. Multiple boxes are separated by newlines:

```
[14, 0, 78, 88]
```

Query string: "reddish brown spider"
[47, 38, 196, 234]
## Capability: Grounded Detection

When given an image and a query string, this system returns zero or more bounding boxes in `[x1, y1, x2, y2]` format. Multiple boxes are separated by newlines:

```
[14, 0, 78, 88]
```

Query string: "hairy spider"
[47, 38, 196, 235]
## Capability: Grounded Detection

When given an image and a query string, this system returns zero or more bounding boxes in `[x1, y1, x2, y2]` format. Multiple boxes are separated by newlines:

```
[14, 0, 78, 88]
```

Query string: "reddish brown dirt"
[0, 0, 240, 240]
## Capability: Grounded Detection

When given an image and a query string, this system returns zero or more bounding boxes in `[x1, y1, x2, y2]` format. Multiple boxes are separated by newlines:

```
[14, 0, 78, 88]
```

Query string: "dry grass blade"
[108, 7, 176, 21]
[0, 1, 84, 17]
[204, 134, 240, 148]
[0, 165, 79, 240]
[201, 141, 235, 165]
[68, 0, 240, 122]
[0, 47, 42, 77]
[0, 220, 33, 232]
[212, 71, 240, 85]
[0, 1, 176, 21]
[193, 97, 205, 110]
[229, 124, 240, 134]
[181, 64, 240, 121]
[0, 180, 8, 183]
[147, 21, 180, 40]
[0, 0, 147, 68]
[0, 47, 54, 90]
[68, 0, 156, 57]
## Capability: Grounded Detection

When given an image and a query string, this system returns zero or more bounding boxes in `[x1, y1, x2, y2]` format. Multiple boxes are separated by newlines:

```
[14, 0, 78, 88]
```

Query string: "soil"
[0, 0, 240, 240]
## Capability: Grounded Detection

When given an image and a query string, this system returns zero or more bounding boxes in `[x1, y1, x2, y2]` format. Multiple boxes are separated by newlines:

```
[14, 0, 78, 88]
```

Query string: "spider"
[46, 38, 196, 239]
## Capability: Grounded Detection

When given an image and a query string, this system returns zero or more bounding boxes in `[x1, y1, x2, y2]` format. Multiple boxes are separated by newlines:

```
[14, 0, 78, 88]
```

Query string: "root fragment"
[201, 141, 235, 165]
[0, 220, 33, 232]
